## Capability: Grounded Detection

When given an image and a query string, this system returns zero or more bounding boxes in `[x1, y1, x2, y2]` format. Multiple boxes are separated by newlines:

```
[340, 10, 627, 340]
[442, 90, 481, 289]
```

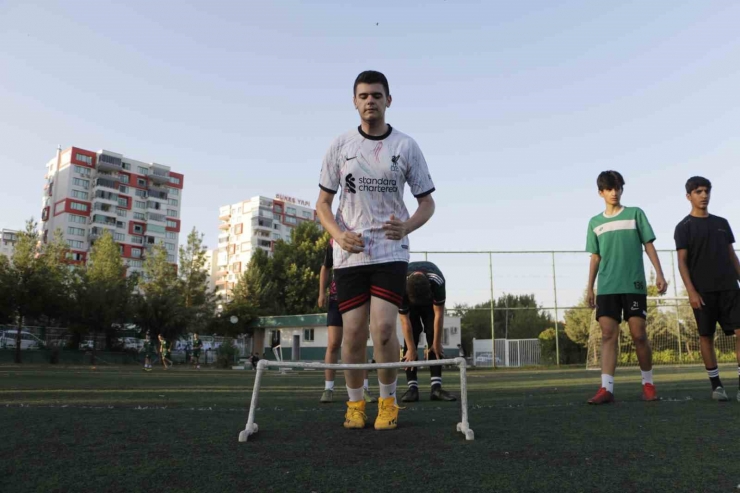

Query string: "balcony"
[219, 209, 231, 220]
[218, 222, 230, 231]
[89, 227, 115, 240]
[91, 215, 117, 227]
[147, 212, 166, 223]
[94, 177, 119, 191]
[252, 217, 272, 230]
[93, 204, 117, 217]
[148, 190, 168, 201]
[149, 166, 170, 184]
[97, 154, 123, 172]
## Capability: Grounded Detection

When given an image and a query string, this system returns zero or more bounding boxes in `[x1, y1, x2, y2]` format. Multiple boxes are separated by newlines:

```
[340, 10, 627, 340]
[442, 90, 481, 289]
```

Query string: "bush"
[216, 340, 237, 369]
[539, 328, 587, 365]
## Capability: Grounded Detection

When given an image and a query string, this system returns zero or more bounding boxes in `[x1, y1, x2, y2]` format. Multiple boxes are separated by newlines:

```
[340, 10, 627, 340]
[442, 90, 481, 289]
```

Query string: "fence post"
[489, 252, 495, 368]
[551, 252, 561, 367]
[670, 252, 682, 362]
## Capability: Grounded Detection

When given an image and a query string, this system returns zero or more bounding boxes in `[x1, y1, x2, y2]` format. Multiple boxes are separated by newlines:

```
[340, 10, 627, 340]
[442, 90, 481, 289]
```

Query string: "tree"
[563, 290, 593, 347]
[239, 248, 278, 316]
[178, 228, 216, 334]
[135, 244, 186, 341]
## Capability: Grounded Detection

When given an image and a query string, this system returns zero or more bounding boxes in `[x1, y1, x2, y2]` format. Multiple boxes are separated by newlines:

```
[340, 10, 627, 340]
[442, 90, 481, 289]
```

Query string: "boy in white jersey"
[316, 71, 436, 430]
[585, 170, 667, 404]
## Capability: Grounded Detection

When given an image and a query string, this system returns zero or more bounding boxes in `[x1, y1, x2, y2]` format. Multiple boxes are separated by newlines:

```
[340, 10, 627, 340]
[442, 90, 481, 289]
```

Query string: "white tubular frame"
[238, 357, 474, 442]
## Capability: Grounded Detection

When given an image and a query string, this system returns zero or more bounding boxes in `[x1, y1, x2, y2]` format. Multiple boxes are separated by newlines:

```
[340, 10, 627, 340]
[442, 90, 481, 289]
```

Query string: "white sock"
[431, 376, 442, 389]
[641, 369, 653, 385]
[325, 380, 334, 391]
[347, 386, 364, 402]
[379, 379, 397, 403]
[363, 379, 369, 390]
[601, 374, 614, 393]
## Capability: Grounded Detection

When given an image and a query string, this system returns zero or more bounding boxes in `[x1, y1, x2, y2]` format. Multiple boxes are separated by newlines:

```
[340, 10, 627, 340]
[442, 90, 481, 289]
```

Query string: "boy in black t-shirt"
[674, 176, 740, 401]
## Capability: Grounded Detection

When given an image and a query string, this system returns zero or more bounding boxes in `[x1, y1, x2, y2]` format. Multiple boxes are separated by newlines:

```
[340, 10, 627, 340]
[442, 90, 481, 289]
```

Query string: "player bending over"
[586, 170, 667, 404]
[316, 70, 436, 430]
[675, 176, 740, 401]
[400, 261, 456, 402]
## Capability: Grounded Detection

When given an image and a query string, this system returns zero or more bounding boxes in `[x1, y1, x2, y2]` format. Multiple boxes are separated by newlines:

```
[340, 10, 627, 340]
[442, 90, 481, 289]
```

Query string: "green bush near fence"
[216, 341, 237, 368]
[539, 328, 586, 365]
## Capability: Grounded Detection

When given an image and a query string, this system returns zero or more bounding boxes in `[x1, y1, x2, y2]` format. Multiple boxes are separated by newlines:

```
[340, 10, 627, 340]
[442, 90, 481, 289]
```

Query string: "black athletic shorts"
[192, 350, 201, 358]
[595, 294, 647, 323]
[327, 299, 343, 327]
[693, 290, 740, 337]
[334, 261, 407, 314]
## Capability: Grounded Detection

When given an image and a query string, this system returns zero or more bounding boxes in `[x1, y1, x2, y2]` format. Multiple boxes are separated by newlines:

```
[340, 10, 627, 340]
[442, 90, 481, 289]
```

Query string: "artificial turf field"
[1, 364, 739, 493]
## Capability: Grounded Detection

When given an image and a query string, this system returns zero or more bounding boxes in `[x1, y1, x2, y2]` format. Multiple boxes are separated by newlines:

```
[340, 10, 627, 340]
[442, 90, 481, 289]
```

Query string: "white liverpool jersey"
[319, 125, 435, 269]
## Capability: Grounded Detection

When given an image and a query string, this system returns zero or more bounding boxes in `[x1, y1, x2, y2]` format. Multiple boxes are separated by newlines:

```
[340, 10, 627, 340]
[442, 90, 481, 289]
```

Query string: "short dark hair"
[597, 170, 625, 191]
[685, 176, 712, 194]
[407, 273, 433, 306]
[354, 71, 390, 97]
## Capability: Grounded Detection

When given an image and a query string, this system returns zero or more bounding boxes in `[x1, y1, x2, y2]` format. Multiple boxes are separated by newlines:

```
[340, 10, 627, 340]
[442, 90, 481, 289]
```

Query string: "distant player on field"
[317, 70, 436, 430]
[142, 333, 154, 371]
[192, 333, 203, 369]
[318, 238, 376, 404]
[399, 261, 456, 402]
[586, 170, 667, 404]
[675, 176, 740, 401]
[158, 334, 172, 370]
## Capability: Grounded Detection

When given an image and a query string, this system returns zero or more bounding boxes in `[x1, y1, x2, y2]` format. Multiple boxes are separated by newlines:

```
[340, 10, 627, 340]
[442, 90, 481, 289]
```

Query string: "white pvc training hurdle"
[238, 357, 474, 442]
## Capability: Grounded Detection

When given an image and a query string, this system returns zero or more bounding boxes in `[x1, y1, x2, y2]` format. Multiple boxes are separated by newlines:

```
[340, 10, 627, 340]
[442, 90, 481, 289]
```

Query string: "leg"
[341, 303, 371, 392]
[369, 297, 399, 387]
[404, 309, 423, 388]
[627, 317, 652, 372]
[324, 325, 342, 382]
[599, 317, 620, 377]
[699, 335, 717, 369]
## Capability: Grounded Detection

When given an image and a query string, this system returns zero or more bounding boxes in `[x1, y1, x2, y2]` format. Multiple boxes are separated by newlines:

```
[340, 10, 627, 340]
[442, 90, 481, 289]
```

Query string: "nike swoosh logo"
[345, 156, 357, 161]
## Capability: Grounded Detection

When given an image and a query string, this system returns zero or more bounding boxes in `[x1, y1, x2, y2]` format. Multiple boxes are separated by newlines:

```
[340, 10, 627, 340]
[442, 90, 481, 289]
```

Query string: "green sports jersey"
[586, 206, 656, 295]
[160, 340, 169, 354]
[193, 339, 203, 350]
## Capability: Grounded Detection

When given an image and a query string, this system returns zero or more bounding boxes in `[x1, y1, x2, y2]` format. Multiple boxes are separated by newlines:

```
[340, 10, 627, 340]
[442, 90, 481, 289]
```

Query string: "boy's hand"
[688, 290, 705, 310]
[587, 289, 596, 309]
[656, 275, 668, 295]
[383, 214, 408, 240]
[337, 231, 364, 253]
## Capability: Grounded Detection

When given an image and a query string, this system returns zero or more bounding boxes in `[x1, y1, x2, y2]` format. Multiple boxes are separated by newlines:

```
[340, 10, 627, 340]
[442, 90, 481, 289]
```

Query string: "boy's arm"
[383, 195, 435, 240]
[644, 242, 668, 294]
[400, 314, 416, 367]
[318, 265, 329, 307]
[677, 249, 704, 310]
[587, 254, 600, 308]
[729, 245, 740, 281]
[316, 190, 364, 253]
[432, 304, 445, 358]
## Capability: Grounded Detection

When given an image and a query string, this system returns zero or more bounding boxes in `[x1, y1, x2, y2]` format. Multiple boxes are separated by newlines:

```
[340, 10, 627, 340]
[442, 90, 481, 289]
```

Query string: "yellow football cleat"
[374, 397, 402, 430]
[344, 400, 368, 429]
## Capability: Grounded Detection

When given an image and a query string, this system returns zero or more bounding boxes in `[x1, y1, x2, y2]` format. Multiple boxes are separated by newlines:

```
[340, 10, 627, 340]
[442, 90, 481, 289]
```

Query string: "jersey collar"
[358, 125, 393, 141]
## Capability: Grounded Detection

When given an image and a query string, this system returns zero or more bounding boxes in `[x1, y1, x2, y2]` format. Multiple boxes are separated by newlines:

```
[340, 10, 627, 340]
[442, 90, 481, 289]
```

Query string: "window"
[66, 252, 84, 262]
[114, 232, 125, 242]
[304, 329, 314, 342]
[73, 178, 90, 188]
[169, 176, 180, 185]
[116, 208, 127, 218]
[443, 328, 449, 345]
[273, 223, 280, 230]
[128, 260, 143, 268]
[75, 153, 92, 165]
[117, 197, 128, 207]
[68, 214, 87, 224]
[147, 224, 166, 234]
[167, 209, 178, 218]
[166, 231, 177, 240]
[167, 187, 179, 196]
[137, 178, 147, 187]
[119, 174, 130, 184]
[165, 242, 176, 252]
[74, 165, 92, 176]
[134, 201, 146, 209]
[71, 202, 88, 212]
[167, 254, 176, 263]
[258, 240, 271, 248]
[67, 227, 85, 236]
[148, 201, 161, 210]
[131, 236, 144, 245]
[67, 239, 83, 249]
[287, 207, 296, 216]
[138, 167, 148, 175]
[131, 248, 142, 258]
[72, 190, 88, 200]
[134, 212, 146, 220]
[116, 221, 125, 229]
[119, 185, 129, 194]
[274, 204, 283, 213]
[135, 189, 147, 198]
[166, 220, 177, 229]
[168, 198, 178, 206]
[234, 224, 243, 235]
[99, 154, 121, 166]
[285, 216, 297, 225]
[121, 162, 131, 171]
[241, 242, 250, 252]
[302, 211, 311, 219]
[132, 224, 144, 234]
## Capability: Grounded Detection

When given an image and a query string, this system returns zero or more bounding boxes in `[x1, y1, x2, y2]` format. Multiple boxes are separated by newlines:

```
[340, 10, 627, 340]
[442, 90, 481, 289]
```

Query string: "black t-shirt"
[674, 214, 739, 292]
[399, 261, 447, 314]
[323, 242, 338, 301]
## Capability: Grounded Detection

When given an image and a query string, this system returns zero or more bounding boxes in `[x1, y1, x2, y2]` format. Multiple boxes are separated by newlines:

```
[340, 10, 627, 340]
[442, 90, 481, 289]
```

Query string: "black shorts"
[334, 262, 407, 314]
[595, 294, 647, 323]
[693, 290, 740, 337]
[192, 350, 201, 358]
[327, 299, 343, 327]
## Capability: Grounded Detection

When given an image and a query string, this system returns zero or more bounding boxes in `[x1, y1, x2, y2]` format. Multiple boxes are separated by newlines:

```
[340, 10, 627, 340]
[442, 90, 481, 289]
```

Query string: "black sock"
[706, 366, 722, 390]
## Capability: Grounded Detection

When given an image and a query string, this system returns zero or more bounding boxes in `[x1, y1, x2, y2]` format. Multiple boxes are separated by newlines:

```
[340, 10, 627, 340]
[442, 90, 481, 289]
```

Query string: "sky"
[1, 0, 739, 310]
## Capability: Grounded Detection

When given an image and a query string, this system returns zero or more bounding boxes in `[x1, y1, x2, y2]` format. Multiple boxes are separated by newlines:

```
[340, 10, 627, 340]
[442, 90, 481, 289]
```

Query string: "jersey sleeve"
[636, 208, 657, 244]
[585, 220, 599, 254]
[405, 139, 435, 198]
[674, 220, 689, 250]
[429, 275, 446, 305]
[724, 219, 736, 244]
[319, 140, 341, 194]
[323, 243, 333, 268]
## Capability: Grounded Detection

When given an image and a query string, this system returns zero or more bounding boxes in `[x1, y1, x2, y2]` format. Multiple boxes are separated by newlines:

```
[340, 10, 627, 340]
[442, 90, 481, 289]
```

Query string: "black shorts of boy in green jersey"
[142, 334, 154, 371]
[158, 334, 172, 369]
[674, 176, 740, 402]
[585, 170, 667, 404]
[399, 261, 456, 402]
[192, 333, 203, 369]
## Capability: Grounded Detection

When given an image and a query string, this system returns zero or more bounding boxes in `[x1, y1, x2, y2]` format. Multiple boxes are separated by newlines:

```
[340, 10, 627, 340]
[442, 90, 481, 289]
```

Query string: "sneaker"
[320, 389, 334, 403]
[642, 383, 658, 401]
[430, 386, 457, 401]
[588, 387, 614, 405]
[400, 387, 419, 402]
[344, 400, 367, 429]
[363, 388, 377, 403]
[712, 386, 729, 401]
[374, 397, 401, 430]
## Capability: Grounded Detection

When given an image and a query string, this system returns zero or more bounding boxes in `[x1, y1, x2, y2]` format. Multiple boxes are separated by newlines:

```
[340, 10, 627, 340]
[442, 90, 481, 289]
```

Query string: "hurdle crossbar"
[238, 357, 474, 442]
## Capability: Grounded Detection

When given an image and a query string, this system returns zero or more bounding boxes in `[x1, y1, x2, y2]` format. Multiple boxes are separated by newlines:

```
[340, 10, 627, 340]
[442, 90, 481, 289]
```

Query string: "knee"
[373, 322, 396, 346]
[342, 334, 365, 353]
[601, 330, 618, 342]
[631, 332, 648, 345]
[327, 341, 341, 354]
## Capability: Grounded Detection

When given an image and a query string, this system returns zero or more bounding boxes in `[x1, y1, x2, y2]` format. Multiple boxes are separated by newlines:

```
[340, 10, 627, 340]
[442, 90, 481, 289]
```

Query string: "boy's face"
[354, 83, 391, 123]
[687, 186, 710, 210]
[598, 187, 623, 206]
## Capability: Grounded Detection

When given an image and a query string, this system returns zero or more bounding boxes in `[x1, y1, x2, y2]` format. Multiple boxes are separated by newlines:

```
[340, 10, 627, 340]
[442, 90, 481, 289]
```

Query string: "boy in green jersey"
[192, 333, 203, 369]
[142, 334, 154, 371]
[585, 171, 667, 404]
[158, 334, 172, 370]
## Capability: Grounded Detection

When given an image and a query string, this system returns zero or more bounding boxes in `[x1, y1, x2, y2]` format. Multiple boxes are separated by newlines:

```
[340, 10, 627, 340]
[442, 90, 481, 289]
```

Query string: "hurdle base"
[238, 423, 259, 442]
[456, 422, 475, 441]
